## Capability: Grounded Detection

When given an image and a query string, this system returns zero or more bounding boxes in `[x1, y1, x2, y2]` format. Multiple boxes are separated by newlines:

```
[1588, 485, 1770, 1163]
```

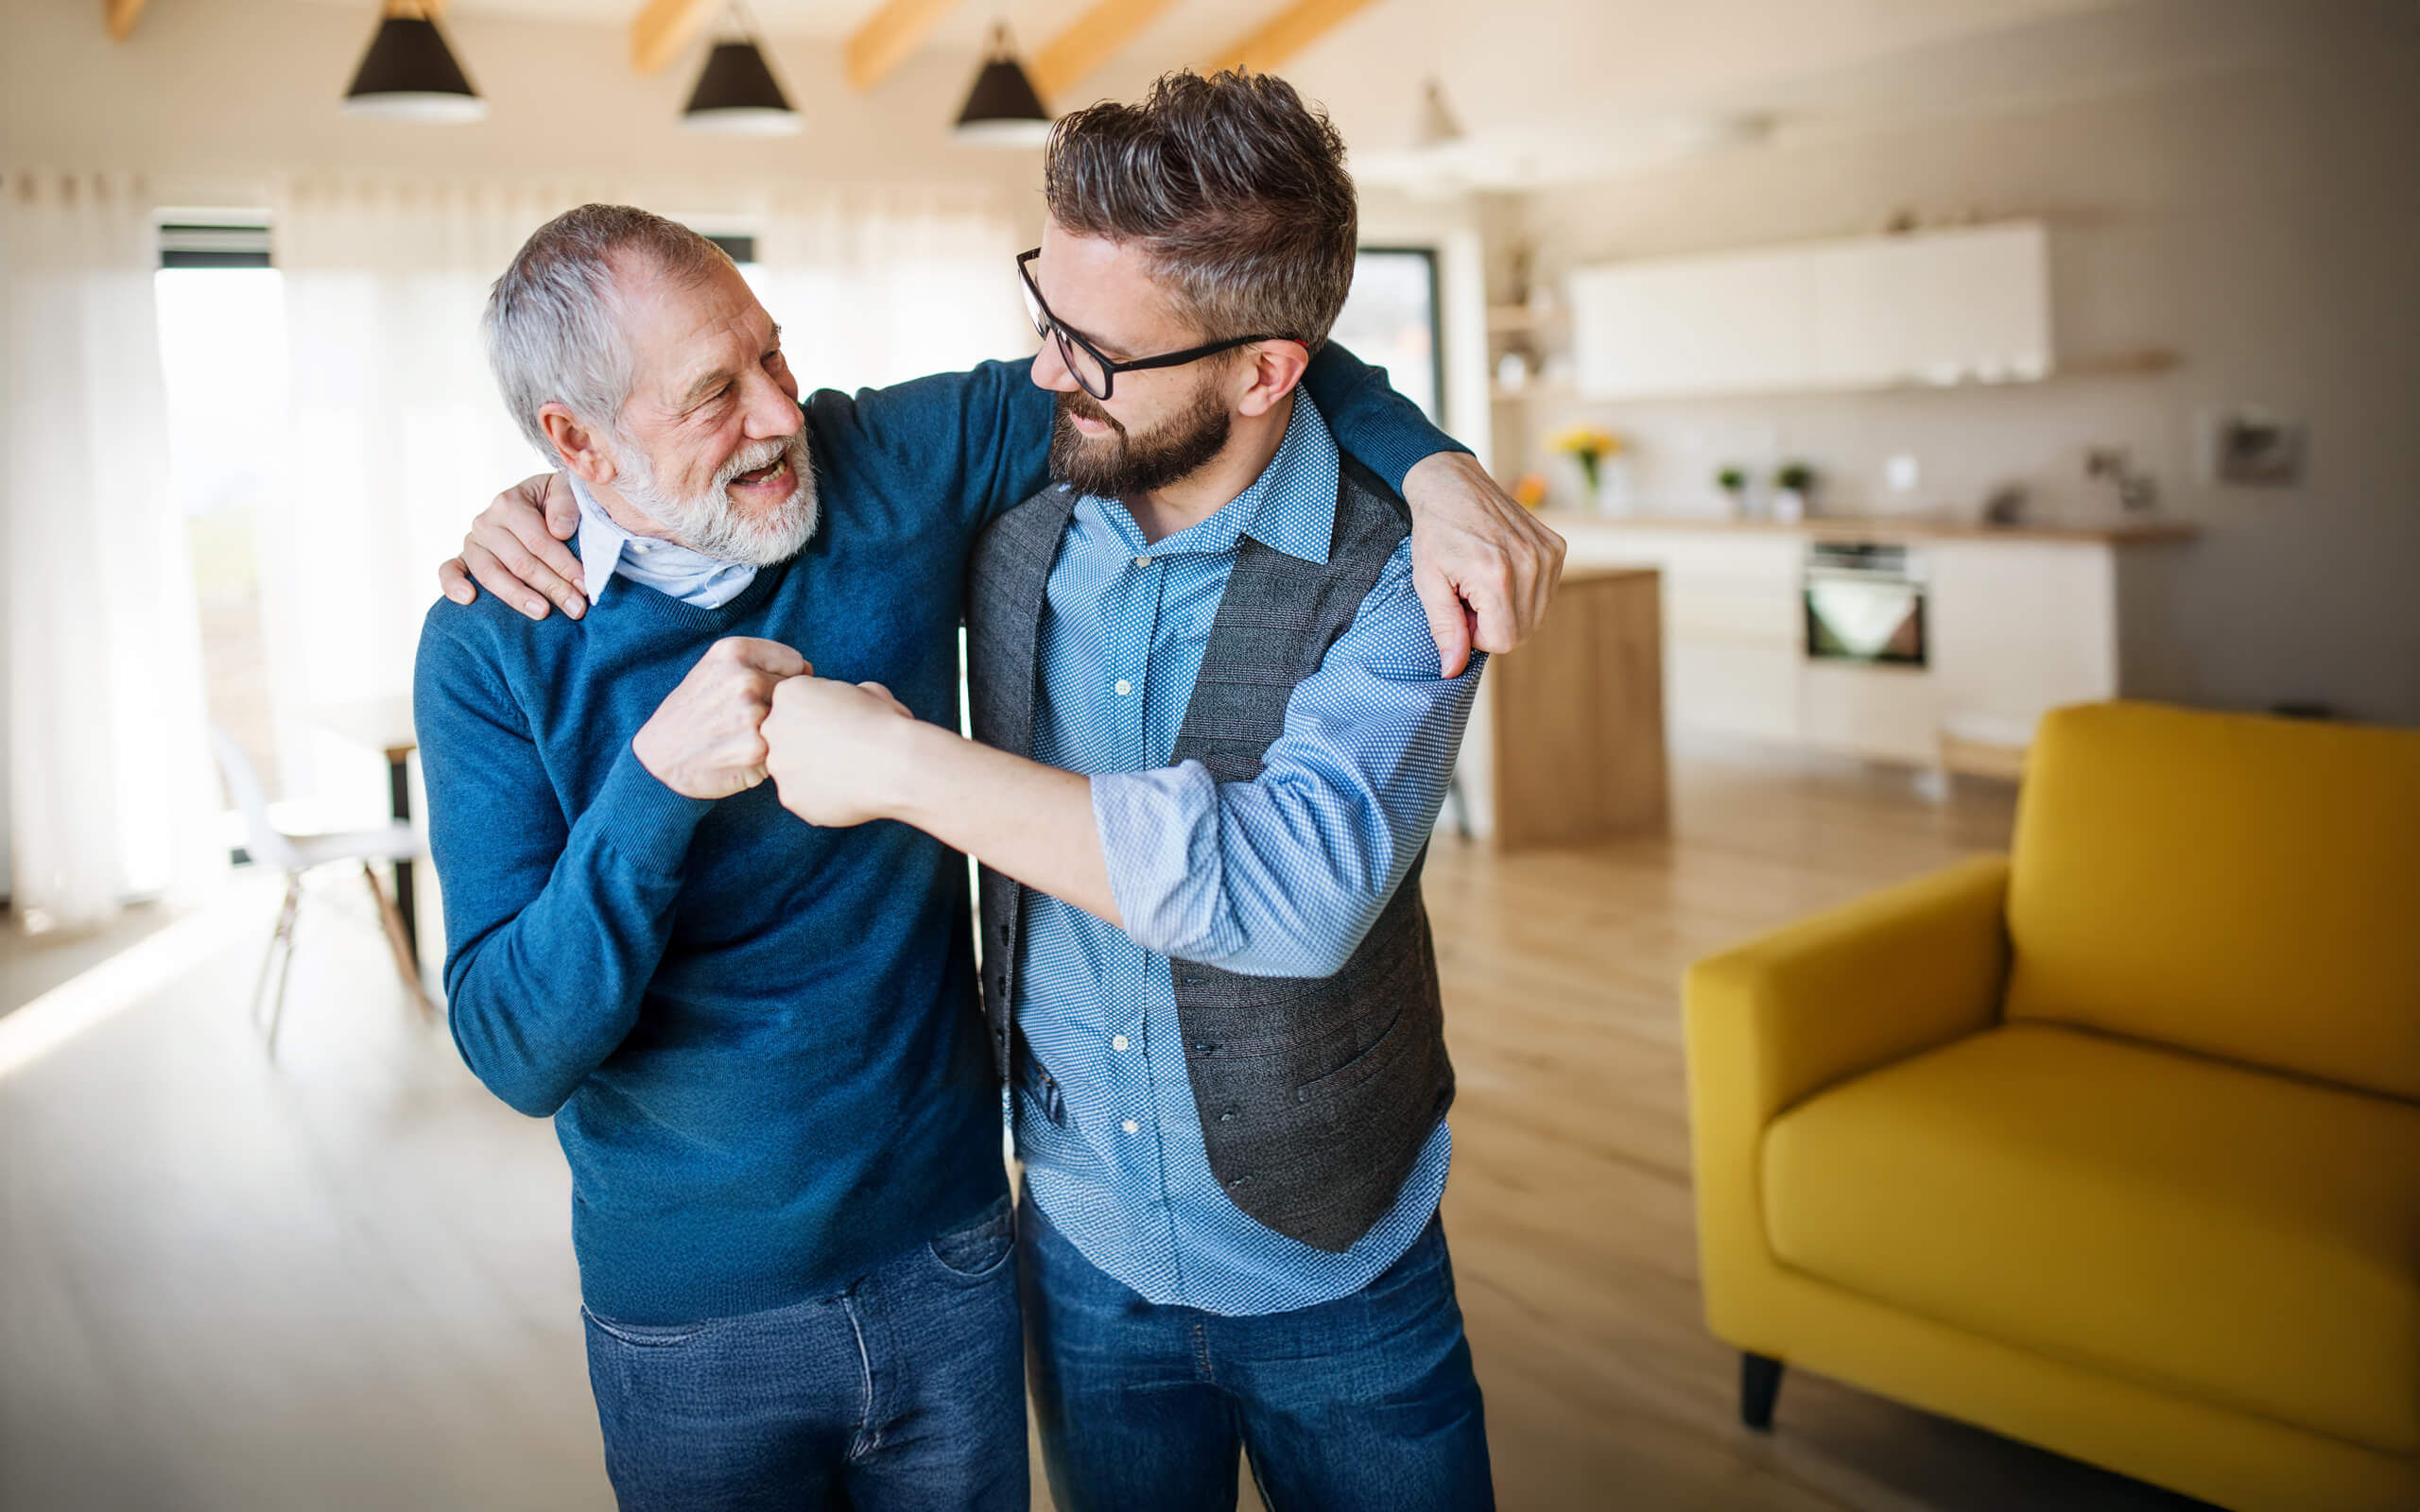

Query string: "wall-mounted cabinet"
[1568, 221, 2052, 400]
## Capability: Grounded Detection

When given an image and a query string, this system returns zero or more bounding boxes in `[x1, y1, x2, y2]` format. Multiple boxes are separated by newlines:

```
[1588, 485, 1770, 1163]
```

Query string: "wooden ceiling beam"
[631, 0, 718, 76]
[1028, 0, 1182, 103]
[103, 0, 149, 42]
[1211, 0, 1382, 75]
[845, 0, 963, 92]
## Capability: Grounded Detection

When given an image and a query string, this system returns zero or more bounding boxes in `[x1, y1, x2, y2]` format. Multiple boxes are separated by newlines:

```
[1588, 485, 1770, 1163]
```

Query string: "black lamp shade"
[955, 56, 1051, 146]
[683, 40, 801, 135]
[343, 15, 485, 124]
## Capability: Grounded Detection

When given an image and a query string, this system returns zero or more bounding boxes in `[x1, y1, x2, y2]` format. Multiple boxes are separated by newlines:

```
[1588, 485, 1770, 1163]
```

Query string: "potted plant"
[1772, 461, 1817, 523]
[1717, 465, 1750, 518]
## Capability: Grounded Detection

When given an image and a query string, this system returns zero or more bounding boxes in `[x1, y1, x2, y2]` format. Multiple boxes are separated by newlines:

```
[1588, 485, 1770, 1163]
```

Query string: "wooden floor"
[0, 746, 2212, 1511]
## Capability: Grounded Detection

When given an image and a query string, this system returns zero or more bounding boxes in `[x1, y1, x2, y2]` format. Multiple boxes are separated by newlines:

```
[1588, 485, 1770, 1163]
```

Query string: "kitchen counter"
[1534, 510, 2198, 546]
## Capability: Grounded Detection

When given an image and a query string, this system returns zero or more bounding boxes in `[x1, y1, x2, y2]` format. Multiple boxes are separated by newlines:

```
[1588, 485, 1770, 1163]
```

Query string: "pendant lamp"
[683, 6, 800, 135]
[954, 24, 1051, 147]
[343, 1, 485, 124]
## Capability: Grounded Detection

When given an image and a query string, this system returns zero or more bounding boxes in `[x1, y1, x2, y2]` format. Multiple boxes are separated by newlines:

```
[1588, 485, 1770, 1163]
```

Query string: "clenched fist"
[763, 676, 920, 828]
[632, 637, 810, 799]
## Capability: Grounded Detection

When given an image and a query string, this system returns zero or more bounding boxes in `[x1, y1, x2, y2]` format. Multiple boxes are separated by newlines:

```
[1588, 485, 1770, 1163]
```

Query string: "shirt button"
[1112, 1035, 1129, 1052]
[1121, 1119, 1139, 1135]
[1133, 554, 1154, 567]
[1114, 679, 1132, 696]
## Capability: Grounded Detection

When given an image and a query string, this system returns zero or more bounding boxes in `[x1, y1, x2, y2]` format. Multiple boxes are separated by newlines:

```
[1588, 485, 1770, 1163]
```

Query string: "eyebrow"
[676, 322, 784, 410]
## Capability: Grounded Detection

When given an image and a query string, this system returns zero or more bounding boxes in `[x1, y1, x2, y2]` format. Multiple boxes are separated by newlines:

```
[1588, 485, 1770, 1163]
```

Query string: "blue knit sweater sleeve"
[804, 346, 1464, 529]
[414, 609, 714, 1118]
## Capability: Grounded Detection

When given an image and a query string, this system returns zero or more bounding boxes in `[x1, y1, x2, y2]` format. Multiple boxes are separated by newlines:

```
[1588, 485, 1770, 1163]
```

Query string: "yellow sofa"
[1684, 701, 2420, 1511]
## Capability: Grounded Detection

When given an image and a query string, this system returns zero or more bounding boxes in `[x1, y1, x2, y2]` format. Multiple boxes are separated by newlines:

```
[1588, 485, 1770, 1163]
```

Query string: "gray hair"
[482, 203, 734, 465]
[1043, 70, 1357, 352]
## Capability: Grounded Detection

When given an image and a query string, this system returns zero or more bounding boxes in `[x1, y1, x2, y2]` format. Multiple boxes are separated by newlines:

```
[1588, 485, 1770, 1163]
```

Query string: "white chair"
[210, 727, 432, 1057]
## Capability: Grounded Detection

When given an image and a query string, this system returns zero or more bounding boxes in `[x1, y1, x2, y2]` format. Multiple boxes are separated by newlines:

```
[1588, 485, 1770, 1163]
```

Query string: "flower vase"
[1594, 456, 1634, 516]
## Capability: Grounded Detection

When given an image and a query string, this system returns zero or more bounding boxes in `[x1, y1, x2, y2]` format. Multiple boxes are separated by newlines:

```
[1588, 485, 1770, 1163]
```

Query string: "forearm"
[883, 721, 1122, 928]
[439, 750, 706, 1116]
[1302, 342, 1466, 492]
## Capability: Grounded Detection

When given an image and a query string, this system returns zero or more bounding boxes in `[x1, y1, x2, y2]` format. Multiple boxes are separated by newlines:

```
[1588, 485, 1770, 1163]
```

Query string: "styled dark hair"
[1043, 69, 1357, 352]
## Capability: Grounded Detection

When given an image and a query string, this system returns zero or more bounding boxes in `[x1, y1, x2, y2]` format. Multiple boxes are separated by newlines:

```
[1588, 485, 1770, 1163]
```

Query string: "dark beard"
[1047, 382, 1232, 500]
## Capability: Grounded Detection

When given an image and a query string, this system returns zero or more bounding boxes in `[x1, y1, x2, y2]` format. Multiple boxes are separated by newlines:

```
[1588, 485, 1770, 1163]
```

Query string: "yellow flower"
[1550, 425, 1623, 459]
[1512, 472, 1548, 509]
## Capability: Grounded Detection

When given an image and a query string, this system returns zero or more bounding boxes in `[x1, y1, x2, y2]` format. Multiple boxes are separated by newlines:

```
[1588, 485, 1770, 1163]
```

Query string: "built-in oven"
[1804, 541, 1927, 666]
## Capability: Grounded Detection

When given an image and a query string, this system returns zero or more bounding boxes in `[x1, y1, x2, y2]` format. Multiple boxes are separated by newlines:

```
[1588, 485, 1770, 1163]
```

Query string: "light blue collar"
[568, 473, 759, 610]
[1076, 392, 1339, 566]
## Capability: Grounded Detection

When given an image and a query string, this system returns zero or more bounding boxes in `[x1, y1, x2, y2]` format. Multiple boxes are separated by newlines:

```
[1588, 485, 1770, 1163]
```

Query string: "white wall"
[1498, 0, 2420, 725]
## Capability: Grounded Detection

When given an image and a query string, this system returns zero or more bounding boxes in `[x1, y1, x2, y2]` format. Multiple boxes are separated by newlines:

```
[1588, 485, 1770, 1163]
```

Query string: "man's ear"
[1236, 340, 1312, 420]
[538, 404, 618, 486]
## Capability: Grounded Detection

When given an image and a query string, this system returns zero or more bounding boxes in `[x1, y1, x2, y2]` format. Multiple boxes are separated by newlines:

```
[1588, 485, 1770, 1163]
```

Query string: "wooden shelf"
[1487, 303, 1562, 335]
[1531, 508, 2200, 546]
[1490, 384, 1577, 404]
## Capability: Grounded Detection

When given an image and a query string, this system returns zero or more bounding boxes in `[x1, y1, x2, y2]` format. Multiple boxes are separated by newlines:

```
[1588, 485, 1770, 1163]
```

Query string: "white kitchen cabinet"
[1569, 246, 1814, 400]
[1541, 514, 2190, 765]
[1569, 221, 2051, 400]
[1927, 540, 2120, 728]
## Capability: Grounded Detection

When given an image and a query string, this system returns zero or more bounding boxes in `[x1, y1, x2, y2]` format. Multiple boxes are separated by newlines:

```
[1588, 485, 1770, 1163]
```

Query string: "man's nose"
[740, 369, 802, 438]
[1028, 339, 1079, 394]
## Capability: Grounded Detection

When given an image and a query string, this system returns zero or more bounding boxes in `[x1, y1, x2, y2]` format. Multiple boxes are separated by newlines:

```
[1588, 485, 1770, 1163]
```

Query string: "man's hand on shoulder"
[439, 472, 588, 621]
[762, 677, 921, 828]
[633, 637, 810, 799]
[1401, 452, 1567, 677]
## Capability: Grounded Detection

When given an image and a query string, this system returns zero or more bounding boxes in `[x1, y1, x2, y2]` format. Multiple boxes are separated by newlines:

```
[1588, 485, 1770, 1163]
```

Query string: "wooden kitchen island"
[1457, 565, 1669, 850]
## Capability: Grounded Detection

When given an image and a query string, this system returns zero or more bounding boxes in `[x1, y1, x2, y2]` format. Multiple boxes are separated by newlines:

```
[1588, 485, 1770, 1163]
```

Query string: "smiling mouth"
[730, 455, 789, 490]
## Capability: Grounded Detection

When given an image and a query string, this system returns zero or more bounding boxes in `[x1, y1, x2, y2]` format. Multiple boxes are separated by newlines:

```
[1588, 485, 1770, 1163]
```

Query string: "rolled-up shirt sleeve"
[1092, 541, 1482, 978]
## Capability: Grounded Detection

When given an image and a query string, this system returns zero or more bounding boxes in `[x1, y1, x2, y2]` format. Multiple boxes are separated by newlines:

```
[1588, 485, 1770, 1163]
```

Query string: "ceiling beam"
[845, 0, 963, 92]
[631, 0, 717, 76]
[1211, 0, 1382, 75]
[103, 0, 148, 42]
[1028, 0, 1182, 103]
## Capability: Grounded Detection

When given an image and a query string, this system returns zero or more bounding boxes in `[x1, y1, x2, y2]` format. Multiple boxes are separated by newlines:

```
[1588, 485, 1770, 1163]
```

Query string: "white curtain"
[261, 180, 1026, 811]
[1, 170, 226, 933]
[263, 179, 567, 814]
[748, 191, 1029, 393]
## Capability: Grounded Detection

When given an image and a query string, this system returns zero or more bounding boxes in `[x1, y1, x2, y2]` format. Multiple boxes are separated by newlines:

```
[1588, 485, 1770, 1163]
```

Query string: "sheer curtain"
[264, 179, 565, 814]
[748, 190, 1029, 392]
[262, 180, 1026, 811]
[1, 170, 225, 932]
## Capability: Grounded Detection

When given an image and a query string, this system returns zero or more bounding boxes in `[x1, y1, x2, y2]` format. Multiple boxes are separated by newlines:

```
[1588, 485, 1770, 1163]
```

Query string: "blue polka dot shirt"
[1015, 394, 1481, 1314]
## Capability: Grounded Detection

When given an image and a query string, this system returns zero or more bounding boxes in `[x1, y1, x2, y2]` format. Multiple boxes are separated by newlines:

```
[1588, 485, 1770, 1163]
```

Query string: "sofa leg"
[1740, 1352, 1784, 1431]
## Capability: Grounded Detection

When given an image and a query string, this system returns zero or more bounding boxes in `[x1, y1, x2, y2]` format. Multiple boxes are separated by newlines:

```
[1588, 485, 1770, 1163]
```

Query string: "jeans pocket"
[581, 1304, 711, 1349]
[926, 1194, 1015, 1280]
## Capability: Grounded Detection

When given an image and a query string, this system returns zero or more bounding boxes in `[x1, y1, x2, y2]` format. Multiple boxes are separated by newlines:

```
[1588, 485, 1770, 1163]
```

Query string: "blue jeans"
[581, 1194, 1025, 1511]
[1019, 1192, 1494, 1512]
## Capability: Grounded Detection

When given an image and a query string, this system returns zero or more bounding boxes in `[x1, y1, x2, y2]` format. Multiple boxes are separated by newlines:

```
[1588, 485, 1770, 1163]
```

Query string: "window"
[154, 215, 287, 803]
[1332, 248, 1443, 426]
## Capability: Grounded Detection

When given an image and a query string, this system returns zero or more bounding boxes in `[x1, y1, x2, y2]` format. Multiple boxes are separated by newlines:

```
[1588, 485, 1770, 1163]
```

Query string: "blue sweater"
[413, 353, 1458, 1325]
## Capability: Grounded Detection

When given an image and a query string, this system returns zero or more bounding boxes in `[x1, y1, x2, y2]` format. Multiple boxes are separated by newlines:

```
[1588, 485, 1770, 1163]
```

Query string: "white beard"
[614, 430, 820, 567]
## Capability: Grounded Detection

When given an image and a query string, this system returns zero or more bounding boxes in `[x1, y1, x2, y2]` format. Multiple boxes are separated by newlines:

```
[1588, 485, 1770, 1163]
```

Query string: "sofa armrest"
[1686, 853, 2012, 1126]
[1685, 854, 2011, 1346]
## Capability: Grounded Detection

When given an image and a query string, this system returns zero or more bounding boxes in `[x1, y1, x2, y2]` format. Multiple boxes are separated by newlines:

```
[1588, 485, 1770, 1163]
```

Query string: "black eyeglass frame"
[1017, 248, 1303, 402]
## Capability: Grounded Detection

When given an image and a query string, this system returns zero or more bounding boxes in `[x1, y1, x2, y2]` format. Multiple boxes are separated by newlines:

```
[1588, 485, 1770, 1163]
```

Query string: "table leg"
[388, 752, 419, 978]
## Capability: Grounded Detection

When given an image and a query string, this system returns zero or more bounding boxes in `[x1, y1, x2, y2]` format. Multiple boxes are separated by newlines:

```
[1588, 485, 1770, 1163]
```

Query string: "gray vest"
[966, 456, 1456, 1254]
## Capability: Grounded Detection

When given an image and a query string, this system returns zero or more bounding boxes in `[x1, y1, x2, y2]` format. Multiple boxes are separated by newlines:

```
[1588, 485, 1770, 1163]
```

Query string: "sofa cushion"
[1763, 1022, 2420, 1456]
[2004, 701, 2420, 1103]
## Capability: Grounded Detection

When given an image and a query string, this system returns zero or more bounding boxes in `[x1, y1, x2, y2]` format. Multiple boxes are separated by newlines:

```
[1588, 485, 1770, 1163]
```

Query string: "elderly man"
[417, 198, 1555, 1509]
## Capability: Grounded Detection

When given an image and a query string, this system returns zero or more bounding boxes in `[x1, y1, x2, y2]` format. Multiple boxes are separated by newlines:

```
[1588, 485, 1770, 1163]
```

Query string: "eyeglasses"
[1017, 248, 1301, 403]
